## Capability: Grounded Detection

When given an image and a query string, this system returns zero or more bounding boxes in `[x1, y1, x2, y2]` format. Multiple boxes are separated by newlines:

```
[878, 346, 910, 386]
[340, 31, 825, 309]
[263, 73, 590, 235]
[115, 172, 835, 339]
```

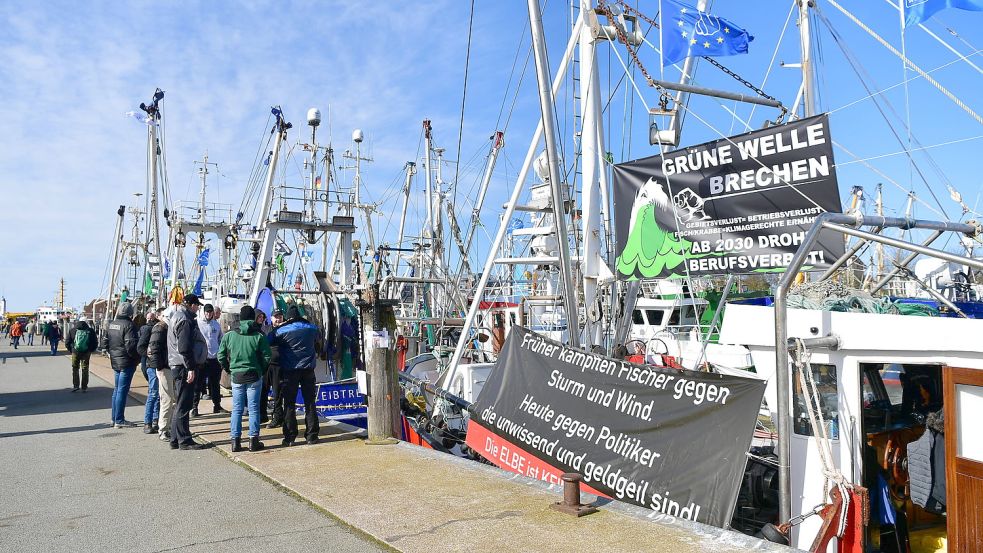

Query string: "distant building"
[83, 298, 109, 324]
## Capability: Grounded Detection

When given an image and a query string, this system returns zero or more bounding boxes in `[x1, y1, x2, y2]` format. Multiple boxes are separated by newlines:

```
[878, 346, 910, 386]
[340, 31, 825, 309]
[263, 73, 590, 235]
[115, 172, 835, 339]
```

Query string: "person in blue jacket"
[268, 305, 320, 446]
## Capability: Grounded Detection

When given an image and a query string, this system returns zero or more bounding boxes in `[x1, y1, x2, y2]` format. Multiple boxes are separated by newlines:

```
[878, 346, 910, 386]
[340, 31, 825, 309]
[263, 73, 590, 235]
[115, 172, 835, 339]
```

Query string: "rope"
[836, 134, 983, 166]
[883, 0, 983, 75]
[816, 9, 955, 220]
[826, 50, 981, 116]
[825, 0, 983, 125]
[793, 339, 850, 538]
[788, 280, 939, 315]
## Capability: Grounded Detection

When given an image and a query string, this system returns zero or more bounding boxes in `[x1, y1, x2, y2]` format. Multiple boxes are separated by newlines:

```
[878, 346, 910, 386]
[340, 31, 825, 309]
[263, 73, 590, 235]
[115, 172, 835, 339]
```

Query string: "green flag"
[143, 272, 154, 295]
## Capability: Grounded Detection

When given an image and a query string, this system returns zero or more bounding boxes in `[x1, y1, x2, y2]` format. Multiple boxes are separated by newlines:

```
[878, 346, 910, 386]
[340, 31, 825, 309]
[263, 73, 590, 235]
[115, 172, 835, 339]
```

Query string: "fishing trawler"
[395, 1, 983, 551]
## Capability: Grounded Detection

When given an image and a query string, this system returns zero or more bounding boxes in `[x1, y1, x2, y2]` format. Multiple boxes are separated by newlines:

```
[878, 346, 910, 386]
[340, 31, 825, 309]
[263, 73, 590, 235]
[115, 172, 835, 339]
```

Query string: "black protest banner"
[465, 326, 765, 527]
[612, 113, 843, 280]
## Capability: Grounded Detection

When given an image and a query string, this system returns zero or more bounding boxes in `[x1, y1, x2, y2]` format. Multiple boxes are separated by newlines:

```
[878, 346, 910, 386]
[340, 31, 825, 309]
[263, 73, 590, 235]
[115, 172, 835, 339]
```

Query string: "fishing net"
[788, 280, 937, 316]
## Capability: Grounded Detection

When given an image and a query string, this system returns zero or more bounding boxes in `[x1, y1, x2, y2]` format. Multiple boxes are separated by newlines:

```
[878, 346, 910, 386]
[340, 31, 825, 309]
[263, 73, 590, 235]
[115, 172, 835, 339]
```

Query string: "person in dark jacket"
[219, 305, 273, 452]
[67, 320, 98, 392]
[136, 309, 162, 434]
[269, 305, 320, 446]
[167, 294, 210, 450]
[261, 309, 286, 428]
[105, 302, 141, 427]
[147, 314, 172, 441]
[45, 321, 62, 355]
[137, 310, 156, 381]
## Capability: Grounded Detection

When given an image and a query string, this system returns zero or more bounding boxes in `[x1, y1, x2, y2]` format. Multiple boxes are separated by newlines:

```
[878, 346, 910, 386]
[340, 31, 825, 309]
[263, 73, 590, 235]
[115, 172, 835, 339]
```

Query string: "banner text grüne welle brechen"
[613, 114, 843, 280]
[465, 327, 765, 527]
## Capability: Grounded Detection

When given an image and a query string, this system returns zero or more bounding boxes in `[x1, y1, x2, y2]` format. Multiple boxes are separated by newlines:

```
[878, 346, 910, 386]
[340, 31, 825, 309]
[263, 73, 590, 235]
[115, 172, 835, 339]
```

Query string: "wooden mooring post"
[357, 283, 400, 445]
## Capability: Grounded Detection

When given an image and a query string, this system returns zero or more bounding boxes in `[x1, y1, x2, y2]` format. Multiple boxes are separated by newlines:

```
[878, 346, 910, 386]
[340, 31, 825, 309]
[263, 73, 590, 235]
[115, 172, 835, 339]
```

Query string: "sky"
[0, 0, 980, 312]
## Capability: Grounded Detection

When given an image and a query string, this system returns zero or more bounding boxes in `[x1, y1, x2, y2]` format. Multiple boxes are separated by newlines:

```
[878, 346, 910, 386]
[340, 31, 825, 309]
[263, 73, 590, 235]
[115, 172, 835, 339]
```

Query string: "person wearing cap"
[167, 294, 210, 450]
[218, 305, 272, 452]
[269, 305, 320, 446]
[104, 302, 141, 427]
[261, 309, 286, 428]
[194, 303, 226, 417]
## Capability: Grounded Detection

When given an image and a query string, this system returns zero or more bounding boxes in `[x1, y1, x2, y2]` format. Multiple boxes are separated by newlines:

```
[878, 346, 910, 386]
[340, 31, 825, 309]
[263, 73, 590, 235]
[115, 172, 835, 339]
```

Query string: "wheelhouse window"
[632, 309, 645, 325]
[644, 309, 664, 325]
[792, 363, 839, 439]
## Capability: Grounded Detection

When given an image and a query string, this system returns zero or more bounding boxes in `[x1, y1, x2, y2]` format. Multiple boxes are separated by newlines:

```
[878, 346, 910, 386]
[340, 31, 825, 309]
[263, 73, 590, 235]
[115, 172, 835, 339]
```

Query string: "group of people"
[3, 318, 62, 353]
[92, 293, 322, 453]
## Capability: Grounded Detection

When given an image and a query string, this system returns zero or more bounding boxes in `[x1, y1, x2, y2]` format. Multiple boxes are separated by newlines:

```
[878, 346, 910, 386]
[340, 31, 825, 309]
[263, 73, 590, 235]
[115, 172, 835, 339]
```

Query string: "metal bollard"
[550, 473, 598, 517]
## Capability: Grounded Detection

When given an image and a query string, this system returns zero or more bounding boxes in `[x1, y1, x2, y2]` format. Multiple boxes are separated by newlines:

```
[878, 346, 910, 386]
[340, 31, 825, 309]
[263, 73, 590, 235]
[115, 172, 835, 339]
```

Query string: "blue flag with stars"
[903, 0, 983, 28]
[662, 0, 753, 66]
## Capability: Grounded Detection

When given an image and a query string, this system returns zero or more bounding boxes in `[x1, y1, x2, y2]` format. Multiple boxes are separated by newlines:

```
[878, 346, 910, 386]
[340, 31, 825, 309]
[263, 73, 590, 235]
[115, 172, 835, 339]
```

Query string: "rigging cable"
[882, 0, 983, 75]
[826, 50, 981, 116]
[451, 0, 476, 230]
[824, 0, 983, 125]
[599, 3, 826, 214]
[815, 8, 953, 220]
[835, 135, 983, 167]
[745, 1, 797, 131]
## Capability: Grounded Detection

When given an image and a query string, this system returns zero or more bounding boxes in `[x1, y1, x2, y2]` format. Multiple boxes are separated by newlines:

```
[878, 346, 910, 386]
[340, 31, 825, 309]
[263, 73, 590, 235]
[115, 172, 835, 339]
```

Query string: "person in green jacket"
[218, 305, 273, 452]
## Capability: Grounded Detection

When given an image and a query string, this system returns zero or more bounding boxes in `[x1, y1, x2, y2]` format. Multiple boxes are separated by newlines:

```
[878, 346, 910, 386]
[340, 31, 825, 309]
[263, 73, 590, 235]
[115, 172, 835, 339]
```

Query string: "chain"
[613, 0, 787, 120]
[597, 1, 675, 108]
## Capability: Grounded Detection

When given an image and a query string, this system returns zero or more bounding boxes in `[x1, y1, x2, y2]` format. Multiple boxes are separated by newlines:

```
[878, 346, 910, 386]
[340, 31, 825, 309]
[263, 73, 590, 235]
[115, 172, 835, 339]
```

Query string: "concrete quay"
[80, 352, 795, 553]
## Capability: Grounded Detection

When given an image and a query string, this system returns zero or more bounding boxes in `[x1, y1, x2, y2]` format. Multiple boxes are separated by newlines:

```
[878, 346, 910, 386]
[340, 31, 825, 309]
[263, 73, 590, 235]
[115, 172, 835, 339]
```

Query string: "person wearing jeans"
[104, 302, 141, 427]
[145, 312, 171, 440]
[46, 323, 62, 355]
[137, 310, 163, 435]
[111, 367, 136, 424]
[269, 305, 321, 446]
[219, 305, 272, 453]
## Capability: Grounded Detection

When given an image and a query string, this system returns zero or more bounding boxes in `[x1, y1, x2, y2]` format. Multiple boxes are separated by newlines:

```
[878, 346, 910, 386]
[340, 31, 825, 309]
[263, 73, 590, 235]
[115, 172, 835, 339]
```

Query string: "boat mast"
[461, 131, 505, 264]
[395, 161, 416, 278]
[798, 0, 817, 117]
[249, 108, 291, 304]
[579, 0, 607, 346]
[147, 118, 163, 305]
[423, 120, 435, 251]
[445, 11, 583, 379]
[528, 0, 580, 348]
[778, 0, 820, 531]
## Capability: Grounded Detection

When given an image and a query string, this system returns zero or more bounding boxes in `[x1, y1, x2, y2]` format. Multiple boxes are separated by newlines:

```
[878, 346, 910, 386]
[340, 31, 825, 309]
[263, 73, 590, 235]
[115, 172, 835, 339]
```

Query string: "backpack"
[74, 328, 91, 353]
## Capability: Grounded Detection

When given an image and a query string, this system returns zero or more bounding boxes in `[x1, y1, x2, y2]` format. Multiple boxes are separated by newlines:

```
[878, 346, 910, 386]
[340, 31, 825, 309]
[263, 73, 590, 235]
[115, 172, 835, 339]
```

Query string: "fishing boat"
[397, 0, 983, 550]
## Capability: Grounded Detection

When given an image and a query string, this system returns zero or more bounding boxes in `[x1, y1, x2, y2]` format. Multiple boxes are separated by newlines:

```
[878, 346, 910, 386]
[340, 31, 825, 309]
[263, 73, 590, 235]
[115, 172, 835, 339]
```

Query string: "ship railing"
[172, 201, 236, 225]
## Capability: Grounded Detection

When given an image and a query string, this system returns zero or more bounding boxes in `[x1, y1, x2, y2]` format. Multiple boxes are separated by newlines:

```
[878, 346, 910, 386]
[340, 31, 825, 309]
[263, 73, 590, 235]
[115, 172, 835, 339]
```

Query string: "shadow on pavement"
[0, 422, 111, 439]
[0, 351, 67, 363]
[0, 387, 110, 417]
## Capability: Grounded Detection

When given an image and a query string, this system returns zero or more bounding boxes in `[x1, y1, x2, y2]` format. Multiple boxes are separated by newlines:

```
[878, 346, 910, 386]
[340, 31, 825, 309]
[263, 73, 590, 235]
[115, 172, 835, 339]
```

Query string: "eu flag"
[662, 0, 753, 66]
[904, 0, 983, 28]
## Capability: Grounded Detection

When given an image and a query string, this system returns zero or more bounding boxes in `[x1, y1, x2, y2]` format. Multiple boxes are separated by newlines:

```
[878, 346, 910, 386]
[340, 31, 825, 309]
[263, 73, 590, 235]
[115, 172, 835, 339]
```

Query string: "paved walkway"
[76, 348, 793, 553]
[0, 342, 386, 553]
